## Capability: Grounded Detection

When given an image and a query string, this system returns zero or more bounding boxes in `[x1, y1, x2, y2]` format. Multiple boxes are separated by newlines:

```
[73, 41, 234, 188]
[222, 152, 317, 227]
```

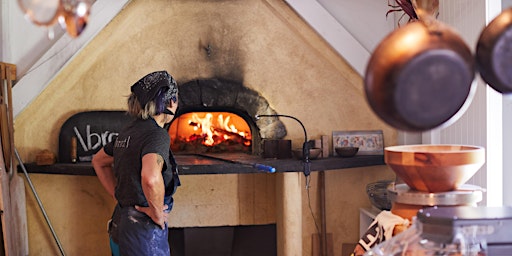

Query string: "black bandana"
[130, 71, 177, 108]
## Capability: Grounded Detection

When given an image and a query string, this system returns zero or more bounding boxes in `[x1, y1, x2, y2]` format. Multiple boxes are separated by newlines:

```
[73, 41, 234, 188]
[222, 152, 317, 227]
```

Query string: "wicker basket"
[366, 180, 393, 210]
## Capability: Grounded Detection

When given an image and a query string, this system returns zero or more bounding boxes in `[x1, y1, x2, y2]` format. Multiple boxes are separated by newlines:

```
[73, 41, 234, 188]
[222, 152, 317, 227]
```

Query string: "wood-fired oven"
[172, 78, 287, 156]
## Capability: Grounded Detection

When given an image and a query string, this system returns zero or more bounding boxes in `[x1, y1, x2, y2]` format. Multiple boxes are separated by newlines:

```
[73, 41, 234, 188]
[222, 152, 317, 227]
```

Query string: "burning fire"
[188, 113, 250, 146]
[169, 112, 252, 152]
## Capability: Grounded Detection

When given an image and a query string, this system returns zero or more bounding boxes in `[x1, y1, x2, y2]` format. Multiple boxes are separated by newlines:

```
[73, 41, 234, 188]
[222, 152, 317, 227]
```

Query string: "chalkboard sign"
[58, 111, 134, 163]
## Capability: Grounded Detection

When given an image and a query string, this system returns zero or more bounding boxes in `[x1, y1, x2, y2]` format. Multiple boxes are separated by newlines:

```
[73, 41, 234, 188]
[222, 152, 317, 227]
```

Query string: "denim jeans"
[109, 205, 170, 256]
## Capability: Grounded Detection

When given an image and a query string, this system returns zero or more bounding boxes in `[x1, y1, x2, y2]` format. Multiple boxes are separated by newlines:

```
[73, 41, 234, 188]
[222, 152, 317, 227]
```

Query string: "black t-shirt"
[104, 118, 174, 207]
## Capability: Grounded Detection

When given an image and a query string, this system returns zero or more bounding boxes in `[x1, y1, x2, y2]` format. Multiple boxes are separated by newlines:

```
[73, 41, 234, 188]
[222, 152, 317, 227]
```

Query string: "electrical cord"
[254, 114, 311, 178]
[306, 176, 321, 236]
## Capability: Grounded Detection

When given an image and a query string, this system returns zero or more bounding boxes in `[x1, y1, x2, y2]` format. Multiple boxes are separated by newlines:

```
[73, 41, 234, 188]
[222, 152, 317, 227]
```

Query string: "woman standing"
[92, 70, 180, 255]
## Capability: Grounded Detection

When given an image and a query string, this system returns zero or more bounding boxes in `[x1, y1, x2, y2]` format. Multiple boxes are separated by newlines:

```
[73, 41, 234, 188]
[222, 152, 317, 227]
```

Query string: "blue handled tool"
[252, 163, 276, 173]
[194, 154, 276, 173]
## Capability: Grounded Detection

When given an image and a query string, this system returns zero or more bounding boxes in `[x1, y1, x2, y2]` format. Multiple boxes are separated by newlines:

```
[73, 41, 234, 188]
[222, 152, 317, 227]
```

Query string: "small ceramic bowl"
[335, 147, 359, 157]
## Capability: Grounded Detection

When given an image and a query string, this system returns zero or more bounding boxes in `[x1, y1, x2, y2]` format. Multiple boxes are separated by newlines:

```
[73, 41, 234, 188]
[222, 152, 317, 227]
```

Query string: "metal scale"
[388, 183, 484, 215]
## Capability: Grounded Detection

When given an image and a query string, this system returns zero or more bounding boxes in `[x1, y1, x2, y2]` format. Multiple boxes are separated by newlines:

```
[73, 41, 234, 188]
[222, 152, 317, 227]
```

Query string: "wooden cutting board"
[1, 62, 27, 256]
[0, 142, 15, 256]
[10, 174, 27, 256]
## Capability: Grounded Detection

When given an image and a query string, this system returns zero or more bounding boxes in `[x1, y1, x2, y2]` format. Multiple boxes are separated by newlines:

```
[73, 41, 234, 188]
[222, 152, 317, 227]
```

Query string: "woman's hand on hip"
[135, 204, 169, 229]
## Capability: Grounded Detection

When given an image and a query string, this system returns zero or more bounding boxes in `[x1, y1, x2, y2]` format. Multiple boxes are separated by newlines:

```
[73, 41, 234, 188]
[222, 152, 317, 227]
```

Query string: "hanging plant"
[387, 0, 440, 26]
[386, 0, 418, 25]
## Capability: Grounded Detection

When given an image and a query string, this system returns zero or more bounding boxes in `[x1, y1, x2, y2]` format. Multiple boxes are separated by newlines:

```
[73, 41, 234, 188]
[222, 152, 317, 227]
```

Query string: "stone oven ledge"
[19, 153, 384, 175]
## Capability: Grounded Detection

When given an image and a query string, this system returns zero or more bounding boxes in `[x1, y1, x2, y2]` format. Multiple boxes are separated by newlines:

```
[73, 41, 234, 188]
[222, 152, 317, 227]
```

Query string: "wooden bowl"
[385, 144, 485, 192]
[335, 147, 359, 157]
[292, 148, 322, 160]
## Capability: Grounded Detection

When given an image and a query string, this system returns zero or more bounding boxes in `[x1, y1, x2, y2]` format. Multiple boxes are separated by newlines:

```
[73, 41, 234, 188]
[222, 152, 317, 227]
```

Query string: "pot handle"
[411, 0, 443, 33]
[411, 0, 439, 20]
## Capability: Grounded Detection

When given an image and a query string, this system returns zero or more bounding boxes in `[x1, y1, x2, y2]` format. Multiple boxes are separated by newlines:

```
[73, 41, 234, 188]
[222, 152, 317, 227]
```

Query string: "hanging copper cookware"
[364, 1, 476, 131]
[17, 0, 92, 38]
[476, 8, 512, 94]
[17, 0, 61, 27]
[58, 0, 92, 38]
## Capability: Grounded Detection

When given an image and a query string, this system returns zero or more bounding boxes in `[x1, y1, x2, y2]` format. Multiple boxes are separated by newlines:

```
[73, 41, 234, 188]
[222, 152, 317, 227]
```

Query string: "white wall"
[2, 0, 129, 117]
[316, 0, 395, 53]
[0, 0, 66, 76]
[284, 0, 394, 76]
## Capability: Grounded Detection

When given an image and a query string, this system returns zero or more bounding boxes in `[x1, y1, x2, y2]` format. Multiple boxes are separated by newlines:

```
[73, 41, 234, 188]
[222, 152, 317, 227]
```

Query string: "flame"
[177, 112, 251, 148]
[190, 113, 215, 145]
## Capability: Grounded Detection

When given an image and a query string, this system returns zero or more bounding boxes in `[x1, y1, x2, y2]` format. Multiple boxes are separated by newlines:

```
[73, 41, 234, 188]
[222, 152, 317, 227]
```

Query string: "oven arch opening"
[169, 109, 256, 154]
[169, 78, 288, 155]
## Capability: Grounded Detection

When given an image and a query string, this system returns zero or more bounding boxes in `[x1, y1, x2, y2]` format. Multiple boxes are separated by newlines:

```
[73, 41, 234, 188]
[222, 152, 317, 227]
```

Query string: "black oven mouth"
[172, 78, 288, 155]
[169, 107, 257, 154]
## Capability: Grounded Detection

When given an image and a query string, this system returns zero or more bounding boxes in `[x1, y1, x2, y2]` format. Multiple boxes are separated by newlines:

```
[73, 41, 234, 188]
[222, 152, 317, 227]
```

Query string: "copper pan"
[364, 1, 476, 131]
[476, 8, 512, 94]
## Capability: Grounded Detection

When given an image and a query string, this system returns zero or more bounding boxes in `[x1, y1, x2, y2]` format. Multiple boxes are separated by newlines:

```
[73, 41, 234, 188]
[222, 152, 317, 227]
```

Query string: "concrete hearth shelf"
[20, 153, 385, 176]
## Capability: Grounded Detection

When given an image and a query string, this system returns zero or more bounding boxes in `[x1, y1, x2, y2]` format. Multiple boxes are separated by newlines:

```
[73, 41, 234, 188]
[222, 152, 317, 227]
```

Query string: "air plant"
[386, 0, 418, 25]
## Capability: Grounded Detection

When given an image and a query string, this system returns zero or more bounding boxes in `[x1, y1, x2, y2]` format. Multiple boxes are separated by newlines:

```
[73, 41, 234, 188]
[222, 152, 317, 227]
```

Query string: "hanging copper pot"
[18, 0, 91, 38]
[364, 6, 476, 131]
[18, 0, 61, 27]
[476, 8, 512, 94]
[58, 0, 92, 38]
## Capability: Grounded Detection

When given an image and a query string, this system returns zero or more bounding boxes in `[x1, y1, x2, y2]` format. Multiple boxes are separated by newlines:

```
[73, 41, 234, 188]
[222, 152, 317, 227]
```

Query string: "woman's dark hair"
[154, 87, 172, 114]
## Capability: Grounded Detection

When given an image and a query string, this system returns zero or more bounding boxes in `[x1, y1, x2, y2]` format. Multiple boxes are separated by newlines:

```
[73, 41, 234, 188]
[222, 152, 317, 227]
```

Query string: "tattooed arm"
[135, 153, 169, 229]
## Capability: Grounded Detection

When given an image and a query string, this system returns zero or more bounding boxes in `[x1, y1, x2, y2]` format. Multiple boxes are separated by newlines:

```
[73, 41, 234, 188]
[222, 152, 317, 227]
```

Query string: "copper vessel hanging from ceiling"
[476, 8, 512, 94]
[365, 0, 476, 131]
[17, 0, 92, 38]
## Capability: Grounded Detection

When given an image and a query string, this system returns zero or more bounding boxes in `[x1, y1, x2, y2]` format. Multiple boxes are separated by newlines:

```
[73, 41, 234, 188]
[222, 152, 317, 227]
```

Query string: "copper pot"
[364, 20, 476, 131]
[476, 8, 512, 94]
